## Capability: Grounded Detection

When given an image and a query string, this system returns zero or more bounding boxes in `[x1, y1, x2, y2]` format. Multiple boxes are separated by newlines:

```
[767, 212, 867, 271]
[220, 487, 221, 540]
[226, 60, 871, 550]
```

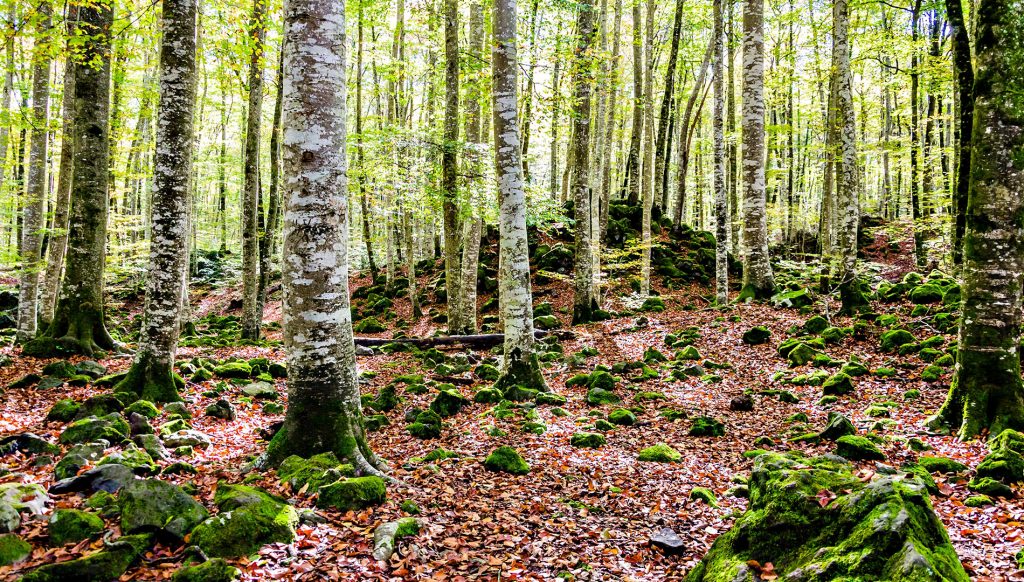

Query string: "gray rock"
[163, 430, 211, 449]
[119, 478, 209, 540]
[356, 345, 375, 356]
[54, 442, 108, 480]
[204, 399, 236, 421]
[241, 382, 277, 400]
[0, 433, 60, 456]
[0, 501, 19, 533]
[372, 518, 420, 561]
[129, 412, 154, 436]
[133, 434, 170, 461]
[163, 401, 192, 418]
[50, 463, 137, 494]
[74, 360, 107, 379]
[820, 412, 857, 441]
[649, 527, 686, 556]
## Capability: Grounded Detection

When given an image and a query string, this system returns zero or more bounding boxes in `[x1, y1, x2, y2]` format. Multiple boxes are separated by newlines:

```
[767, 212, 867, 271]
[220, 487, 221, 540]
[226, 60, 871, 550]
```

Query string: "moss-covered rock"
[20, 533, 153, 582]
[638, 443, 682, 463]
[535, 392, 567, 406]
[917, 456, 968, 475]
[820, 412, 856, 441]
[773, 288, 813, 308]
[685, 451, 969, 582]
[786, 342, 819, 366]
[608, 408, 637, 426]
[474, 388, 504, 403]
[171, 558, 240, 582]
[586, 387, 621, 405]
[278, 452, 355, 491]
[316, 476, 387, 511]
[46, 399, 81, 422]
[689, 487, 718, 507]
[880, 329, 915, 352]
[60, 413, 129, 445]
[821, 372, 854, 395]
[689, 416, 725, 437]
[570, 432, 606, 448]
[967, 477, 1014, 498]
[0, 533, 31, 566]
[909, 284, 944, 304]
[213, 362, 253, 379]
[741, 326, 771, 345]
[835, 435, 885, 461]
[429, 388, 469, 418]
[353, 317, 387, 333]
[190, 484, 298, 558]
[976, 447, 1024, 483]
[483, 446, 530, 475]
[48, 508, 105, 545]
[98, 445, 157, 475]
[964, 495, 993, 508]
[118, 478, 209, 540]
[124, 400, 159, 419]
[407, 409, 443, 439]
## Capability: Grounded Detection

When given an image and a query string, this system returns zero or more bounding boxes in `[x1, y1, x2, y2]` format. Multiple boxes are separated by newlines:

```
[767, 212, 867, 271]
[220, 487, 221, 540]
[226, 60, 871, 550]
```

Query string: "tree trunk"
[909, 0, 924, 267]
[571, 0, 598, 323]
[946, 0, 973, 266]
[442, 0, 461, 334]
[16, 4, 52, 343]
[674, 37, 714, 225]
[639, 0, 655, 297]
[240, 0, 267, 340]
[520, 0, 540, 182]
[259, 49, 284, 309]
[549, 36, 561, 201]
[261, 0, 384, 475]
[626, 4, 643, 207]
[654, 0, 685, 213]
[355, 4, 377, 278]
[726, 0, 740, 255]
[492, 0, 547, 392]
[713, 0, 728, 305]
[738, 0, 775, 300]
[114, 0, 198, 403]
[931, 0, 1024, 438]
[24, 1, 115, 357]
[831, 0, 863, 314]
[599, 0, 623, 241]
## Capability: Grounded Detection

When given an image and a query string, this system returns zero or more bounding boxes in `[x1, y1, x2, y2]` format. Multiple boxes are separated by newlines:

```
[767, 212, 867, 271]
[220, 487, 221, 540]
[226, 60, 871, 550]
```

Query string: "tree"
[492, 0, 547, 393]
[114, 0, 198, 403]
[240, 0, 267, 341]
[830, 0, 863, 314]
[930, 0, 1024, 439]
[23, 0, 116, 357]
[570, 0, 599, 323]
[712, 0, 727, 305]
[441, 0, 462, 334]
[738, 0, 774, 300]
[16, 3, 51, 343]
[639, 0, 654, 297]
[946, 0, 973, 265]
[261, 0, 385, 474]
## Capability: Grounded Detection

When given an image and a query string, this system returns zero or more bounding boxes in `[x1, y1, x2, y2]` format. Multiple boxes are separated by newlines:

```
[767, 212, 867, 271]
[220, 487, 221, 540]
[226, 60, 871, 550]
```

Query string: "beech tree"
[261, 0, 384, 473]
[570, 0, 599, 323]
[930, 0, 1024, 439]
[738, 0, 774, 300]
[23, 0, 116, 357]
[15, 3, 51, 343]
[441, 0, 461, 334]
[492, 0, 546, 393]
[240, 0, 267, 341]
[712, 0, 727, 305]
[113, 0, 198, 403]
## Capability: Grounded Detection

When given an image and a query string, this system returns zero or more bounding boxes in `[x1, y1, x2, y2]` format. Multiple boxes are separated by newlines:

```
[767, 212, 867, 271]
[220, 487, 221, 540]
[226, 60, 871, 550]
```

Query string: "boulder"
[50, 463, 137, 494]
[0, 533, 31, 566]
[60, 413, 129, 445]
[835, 435, 886, 461]
[483, 446, 530, 475]
[819, 412, 856, 441]
[74, 394, 125, 420]
[171, 558, 240, 582]
[0, 433, 60, 456]
[372, 517, 420, 561]
[48, 508, 104, 545]
[20, 533, 153, 582]
[429, 388, 469, 418]
[685, 452, 969, 582]
[54, 442, 108, 480]
[649, 528, 686, 556]
[163, 430, 212, 448]
[241, 382, 277, 400]
[638, 443, 682, 463]
[822, 372, 854, 395]
[729, 394, 754, 411]
[189, 484, 298, 558]
[317, 476, 387, 511]
[741, 326, 771, 345]
[133, 434, 170, 461]
[570, 432, 606, 448]
[128, 412, 154, 436]
[119, 478, 209, 540]
[204, 399, 236, 421]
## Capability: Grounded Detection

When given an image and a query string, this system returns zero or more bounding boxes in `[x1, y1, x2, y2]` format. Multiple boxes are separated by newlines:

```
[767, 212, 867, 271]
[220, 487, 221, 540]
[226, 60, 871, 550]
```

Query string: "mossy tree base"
[929, 350, 1024, 440]
[113, 357, 184, 404]
[257, 378, 386, 478]
[736, 282, 775, 303]
[838, 276, 870, 315]
[23, 306, 116, 357]
[493, 350, 548, 394]
[572, 298, 601, 325]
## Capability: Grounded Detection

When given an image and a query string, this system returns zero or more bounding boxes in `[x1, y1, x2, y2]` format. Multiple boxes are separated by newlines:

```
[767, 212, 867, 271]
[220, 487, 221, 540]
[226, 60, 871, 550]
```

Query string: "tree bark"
[946, 0, 973, 266]
[240, 0, 267, 340]
[259, 49, 284, 310]
[571, 0, 599, 323]
[909, 0, 924, 267]
[114, 0, 198, 403]
[654, 0, 685, 213]
[738, 0, 774, 300]
[492, 0, 547, 392]
[262, 0, 384, 474]
[931, 0, 1024, 438]
[674, 37, 714, 225]
[16, 3, 52, 343]
[713, 0, 728, 305]
[442, 0, 461, 334]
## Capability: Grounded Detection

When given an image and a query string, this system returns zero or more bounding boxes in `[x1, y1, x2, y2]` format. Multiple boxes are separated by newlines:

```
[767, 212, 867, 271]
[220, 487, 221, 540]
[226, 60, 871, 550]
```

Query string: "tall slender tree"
[492, 0, 547, 393]
[946, 0, 973, 265]
[240, 0, 267, 340]
[738, 0, 774, 300]
[261, 0, 385, 473]
[16, 3, 51, 343]
[712, 0, 728, 305]
[441, 0, 461, 333]
[930, 0, 1024, 439]
[571, 0, 599, 323]
[24, 0, 115, 357]
[114, 0, 198, 403]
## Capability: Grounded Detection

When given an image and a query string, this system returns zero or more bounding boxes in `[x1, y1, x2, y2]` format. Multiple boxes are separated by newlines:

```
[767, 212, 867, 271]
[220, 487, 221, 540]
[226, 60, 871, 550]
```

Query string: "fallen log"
[353, 329, 572, 349]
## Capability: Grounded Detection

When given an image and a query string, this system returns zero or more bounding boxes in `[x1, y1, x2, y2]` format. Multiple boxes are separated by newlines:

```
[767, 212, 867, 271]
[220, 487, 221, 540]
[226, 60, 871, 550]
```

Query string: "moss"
[822, 372, 854, 395]
[353, 317, 387, 333]
[190, 484, 297, 558]
[586, 387, 621, 405]
[684, 451, 969, 582]
[535, 392, 567, 405]
[0, 533, 31, 566]
[213, 362, 253, 379]
[786, 412, 809, 424]
[98, 446, 158, 475]
[976, 448, 1024, 483]
[742, 326, 771, 345]
[676, 346, 702, 361]
[967, 477, 1014, 498]
[171, 558, 240, 582]
[638, 444, 682, 463]
[874, 367, 896, 377]
[43, 360, 77, 379]
[570, 432, 606, 448]
[964, 495, 994, 508]
[608, 408, 637, 426]
[839, 360, 869, 377]
[689, 487, 718, 507]
[835, 435, 885, 461]
[820, 413, 856, 441]
[787, 342, 818, 366]
[48, 509, 105, 546]
[20, 533, 153, 582]
[429, 388, 469, 418]
[917, 456, 968, 474]
[316, 476, 387, 511]
[124, 400, 159, 419]
[407, 409, 443, 439]
[909, 284, 944, 304]
[60, 413, 129, 444]
[483, 446, 530, 475]
[474, 388, 504, 403]
[689, 416, 725, 437]
[803, 315, 829, 334]
[46, 399, 81, 422]
[880, 329, 916, 352]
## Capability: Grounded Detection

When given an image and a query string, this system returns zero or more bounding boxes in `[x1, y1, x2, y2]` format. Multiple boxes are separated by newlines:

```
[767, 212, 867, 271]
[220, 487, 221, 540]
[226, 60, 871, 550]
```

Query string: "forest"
[0, 0, 1021, 577]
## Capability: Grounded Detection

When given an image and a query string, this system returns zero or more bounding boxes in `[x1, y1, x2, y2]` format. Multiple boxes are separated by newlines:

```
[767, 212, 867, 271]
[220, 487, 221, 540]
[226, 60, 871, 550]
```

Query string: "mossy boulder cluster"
[969, 429, 1024, 496]
[686, 451, 969, 581]
[189, 483, 299, 558]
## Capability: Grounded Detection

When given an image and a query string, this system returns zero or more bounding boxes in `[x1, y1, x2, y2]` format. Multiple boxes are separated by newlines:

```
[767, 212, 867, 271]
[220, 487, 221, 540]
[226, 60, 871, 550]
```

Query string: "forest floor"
[1, 249, 1024, 581]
